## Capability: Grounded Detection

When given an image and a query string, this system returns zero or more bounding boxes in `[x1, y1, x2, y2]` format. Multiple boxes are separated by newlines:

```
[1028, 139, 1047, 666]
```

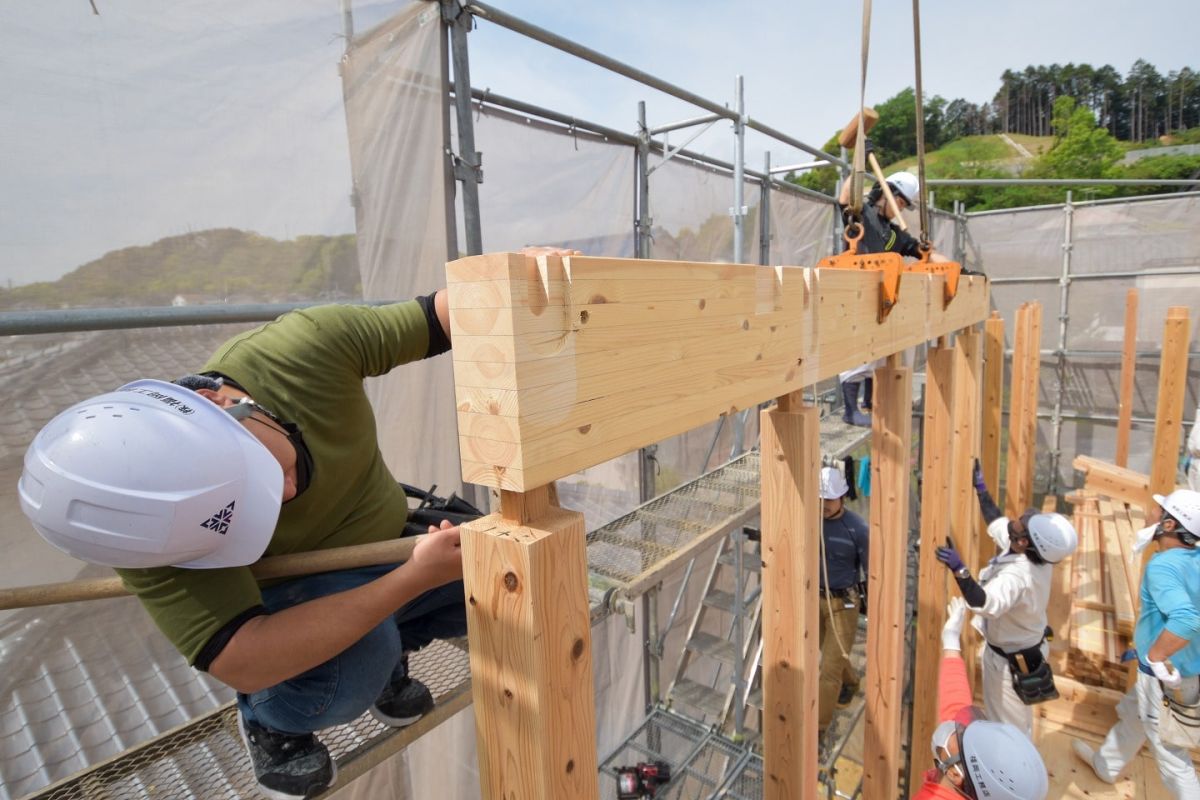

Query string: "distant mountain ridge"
[0, 229, 361, 310]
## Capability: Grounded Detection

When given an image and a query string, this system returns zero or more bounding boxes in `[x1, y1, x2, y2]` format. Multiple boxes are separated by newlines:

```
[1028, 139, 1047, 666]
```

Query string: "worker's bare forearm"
[1147, 629, 1193, 663]
[208, 562, 442, 694]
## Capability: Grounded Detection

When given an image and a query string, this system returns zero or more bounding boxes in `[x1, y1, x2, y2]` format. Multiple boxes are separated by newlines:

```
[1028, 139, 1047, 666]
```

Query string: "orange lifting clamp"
[816, 223, 963, 322]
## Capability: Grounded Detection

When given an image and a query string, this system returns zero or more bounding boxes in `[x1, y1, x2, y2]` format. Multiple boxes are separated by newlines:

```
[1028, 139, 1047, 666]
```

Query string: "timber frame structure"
[448, 251, 990, 800]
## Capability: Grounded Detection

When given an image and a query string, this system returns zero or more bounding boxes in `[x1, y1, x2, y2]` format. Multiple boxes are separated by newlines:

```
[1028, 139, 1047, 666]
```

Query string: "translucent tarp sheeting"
[646, 159, 762, 493]
[769, 189, 835, 266]
[343, 3, 462, 501]
[967, 195, 1200, 491]
[1071, 196, 1200, 277]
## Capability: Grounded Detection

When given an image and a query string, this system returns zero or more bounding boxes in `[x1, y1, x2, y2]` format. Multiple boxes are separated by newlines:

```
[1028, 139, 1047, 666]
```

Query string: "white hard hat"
[1025, 513, 1078, 563]
[1155, 490, 1200, 538]
[962, 720, 1049, 800]
[19, 379, 283, 569]
[819, 466, 850, 500]
[886, 171, 920, 205]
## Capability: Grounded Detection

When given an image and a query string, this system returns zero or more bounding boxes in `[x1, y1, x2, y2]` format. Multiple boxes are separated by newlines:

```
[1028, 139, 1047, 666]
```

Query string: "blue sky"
[1, 0, 1195, 287]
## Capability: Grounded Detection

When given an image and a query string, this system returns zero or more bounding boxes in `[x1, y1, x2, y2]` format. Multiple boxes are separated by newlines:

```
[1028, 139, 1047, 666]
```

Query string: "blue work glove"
[972, 458, 988, 494]
[935, 536, 966, 573]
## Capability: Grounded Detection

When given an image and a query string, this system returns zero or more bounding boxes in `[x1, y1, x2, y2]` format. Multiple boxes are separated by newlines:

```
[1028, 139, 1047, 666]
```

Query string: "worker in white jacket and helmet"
[934, 461, 1079, 737]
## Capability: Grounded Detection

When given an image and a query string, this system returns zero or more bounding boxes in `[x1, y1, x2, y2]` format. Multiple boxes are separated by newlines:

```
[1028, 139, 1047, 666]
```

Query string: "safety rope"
[819, 493, 853, 662]
[911, 0, 930, 244]
[849, 0, 873, 217]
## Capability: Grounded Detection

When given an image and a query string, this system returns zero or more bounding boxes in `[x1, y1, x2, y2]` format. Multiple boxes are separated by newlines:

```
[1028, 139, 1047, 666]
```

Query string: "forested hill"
[794, 58, 1200, 211]
[0, 229, 361, 310]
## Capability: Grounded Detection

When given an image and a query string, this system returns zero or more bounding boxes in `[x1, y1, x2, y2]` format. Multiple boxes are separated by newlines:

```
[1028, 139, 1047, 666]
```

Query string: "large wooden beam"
[461, 491, 599, 800]
[448, 253, 990, 490]
[863, 357, 913, 800]
[1149, 307, 1191, 502]
[760, 396, 820, 800]
[1072, 454, 1152, 510]
[951, 328, 984, 677]
[908, 340, 955, 784]
[1005, 303, 1042, 517]
[981, 312, 1005, 495]
[1115, 289, 1138, 467]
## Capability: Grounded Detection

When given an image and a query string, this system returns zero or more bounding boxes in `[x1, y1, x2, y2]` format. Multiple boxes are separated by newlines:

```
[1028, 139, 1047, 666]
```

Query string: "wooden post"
[951, 327, 983, 677]
[908, 339, 955, 785]
[1115, 289, 1138, 468]
[761, 392, 820, 800]
[1148, 306, 1190, 503]
[1005, 303, 1042, 517]
[981, 312, 1005, 495]
[461, 485, 599, 800]
[863, 356, 913, 800]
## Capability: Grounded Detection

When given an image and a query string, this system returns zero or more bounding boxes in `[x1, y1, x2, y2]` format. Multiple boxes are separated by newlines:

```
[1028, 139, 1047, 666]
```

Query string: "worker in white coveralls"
[1073, 490, 1200, 798]
[935, 463, 1078, 737]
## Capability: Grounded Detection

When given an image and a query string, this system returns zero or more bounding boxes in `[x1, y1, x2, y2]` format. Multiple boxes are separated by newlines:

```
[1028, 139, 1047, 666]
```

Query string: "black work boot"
[238, 715, 336, 800]
[840, 380, 871, 427]
[371, 654, 435, 727]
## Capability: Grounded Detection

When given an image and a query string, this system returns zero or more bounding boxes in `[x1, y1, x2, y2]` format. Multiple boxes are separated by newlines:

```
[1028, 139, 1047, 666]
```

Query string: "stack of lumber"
[1063, 491, 1139, 690]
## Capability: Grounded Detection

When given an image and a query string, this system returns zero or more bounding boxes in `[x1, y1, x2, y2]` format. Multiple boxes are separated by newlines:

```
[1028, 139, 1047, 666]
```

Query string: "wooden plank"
[1004, 304, 1030, 518]
[1018, 303, 1043, 512]
[1149, 307, 1191, 504]
[862, 362, 913, 800]
[1097, 498, 1136, 637]
[1115, 289, 1138, 467]
[908, 343, 955, 785]
[760, 403, 820, 800]
[1072, 454, 1153, 510]
[981, 311, 1005, 497]
[462, 503, 599, 800]
[951, 328, 984, 677]
[448, 253, 990, 490]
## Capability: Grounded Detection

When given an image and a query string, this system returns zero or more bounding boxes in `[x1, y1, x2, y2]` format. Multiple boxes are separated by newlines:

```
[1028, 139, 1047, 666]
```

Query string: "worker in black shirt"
[834, 147, 948, 425]
[817, 465, 870, 735]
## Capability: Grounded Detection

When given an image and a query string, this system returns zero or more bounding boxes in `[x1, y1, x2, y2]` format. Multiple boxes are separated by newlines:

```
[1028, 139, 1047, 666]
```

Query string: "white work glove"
[1149, 658, 1183, 690]
[941, 597, 967, 651]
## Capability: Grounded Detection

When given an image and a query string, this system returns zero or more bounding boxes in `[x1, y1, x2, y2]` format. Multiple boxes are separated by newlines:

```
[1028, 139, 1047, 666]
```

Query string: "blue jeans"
[236, 564, 467, 734]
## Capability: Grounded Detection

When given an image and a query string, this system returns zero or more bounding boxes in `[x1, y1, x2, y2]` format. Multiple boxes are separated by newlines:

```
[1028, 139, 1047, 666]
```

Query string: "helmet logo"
[201, 502, 236, 535]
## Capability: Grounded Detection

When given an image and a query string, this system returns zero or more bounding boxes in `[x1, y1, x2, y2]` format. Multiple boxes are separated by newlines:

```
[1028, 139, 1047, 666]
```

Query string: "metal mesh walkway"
[13, 409, 871, 800]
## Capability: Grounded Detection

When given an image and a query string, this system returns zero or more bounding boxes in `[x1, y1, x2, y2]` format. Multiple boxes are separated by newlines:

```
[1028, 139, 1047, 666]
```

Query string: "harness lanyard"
[820, 517, 853, 660]
[849, 0, 873, 218]
[911, 0, 930, 245]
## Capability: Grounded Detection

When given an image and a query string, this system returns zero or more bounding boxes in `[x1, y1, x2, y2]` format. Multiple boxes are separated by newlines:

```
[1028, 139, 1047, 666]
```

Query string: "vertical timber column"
[760, 392, 820, 800]
[908, 340, 956, 784]
[461, 485, 600, 800]
[863, 356, 913, 800]
[981, 312, 1005, 498]
[952, 328, 984, 678]
[1005, 303, 1042, 518]
[1149, 307, 1192, 501]
[1115, 289, 1139, 468]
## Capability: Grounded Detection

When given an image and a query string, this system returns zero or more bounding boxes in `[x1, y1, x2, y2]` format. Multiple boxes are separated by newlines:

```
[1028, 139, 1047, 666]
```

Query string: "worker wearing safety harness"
[911, 597, 1049, 799]
[936, 469, 1078, 737]
[817, 465, 869, 734]
[1073, 490, 1200, 797]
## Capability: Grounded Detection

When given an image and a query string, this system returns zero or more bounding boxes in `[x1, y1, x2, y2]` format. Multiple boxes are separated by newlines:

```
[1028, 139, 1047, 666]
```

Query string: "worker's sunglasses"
[224, 397, 287, 431]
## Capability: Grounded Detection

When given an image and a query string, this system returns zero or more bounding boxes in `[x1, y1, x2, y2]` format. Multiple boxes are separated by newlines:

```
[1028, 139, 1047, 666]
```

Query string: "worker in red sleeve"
[912, 598, 1049, 800]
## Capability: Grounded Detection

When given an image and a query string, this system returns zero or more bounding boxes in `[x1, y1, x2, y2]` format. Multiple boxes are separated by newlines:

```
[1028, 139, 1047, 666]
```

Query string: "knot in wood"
[503, 571, 519, 592]
[571, 637, 585, 661]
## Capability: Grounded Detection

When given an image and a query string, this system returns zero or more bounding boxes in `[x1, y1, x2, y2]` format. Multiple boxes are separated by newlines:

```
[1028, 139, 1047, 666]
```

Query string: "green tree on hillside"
[1040, 95, 1123, 178]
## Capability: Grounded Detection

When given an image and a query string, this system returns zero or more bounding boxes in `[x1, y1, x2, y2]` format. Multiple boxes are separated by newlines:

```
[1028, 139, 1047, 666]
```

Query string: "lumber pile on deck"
[1063, 491, 1141, 690]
